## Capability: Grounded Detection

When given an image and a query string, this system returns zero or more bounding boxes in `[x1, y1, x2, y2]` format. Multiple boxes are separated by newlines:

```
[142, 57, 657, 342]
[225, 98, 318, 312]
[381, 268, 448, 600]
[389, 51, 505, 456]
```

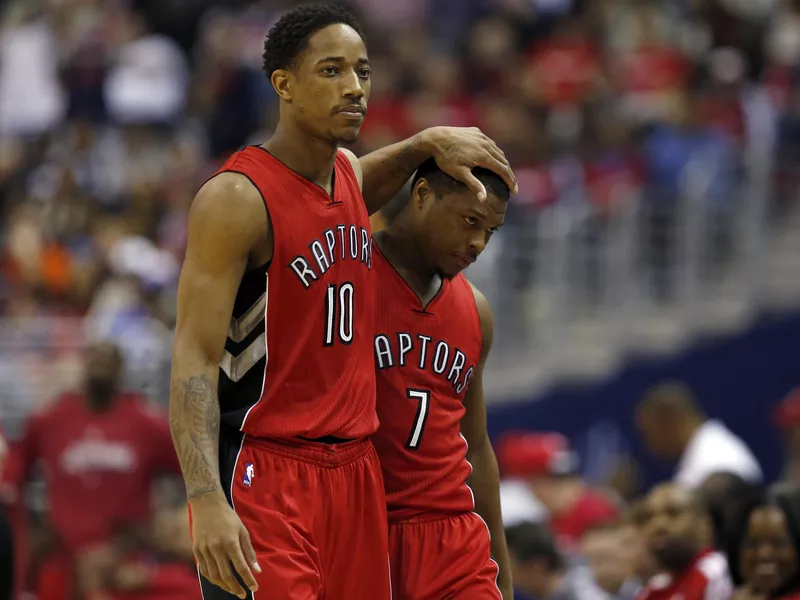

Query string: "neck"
[264, 119, 339, 188]
[375, 224, 438, 292]
[86, 397, 115, 413]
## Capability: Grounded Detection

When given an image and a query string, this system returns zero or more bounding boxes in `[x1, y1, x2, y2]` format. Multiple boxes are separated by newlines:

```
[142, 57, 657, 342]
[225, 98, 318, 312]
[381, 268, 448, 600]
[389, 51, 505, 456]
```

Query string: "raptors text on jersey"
[370, 245, 484, 521]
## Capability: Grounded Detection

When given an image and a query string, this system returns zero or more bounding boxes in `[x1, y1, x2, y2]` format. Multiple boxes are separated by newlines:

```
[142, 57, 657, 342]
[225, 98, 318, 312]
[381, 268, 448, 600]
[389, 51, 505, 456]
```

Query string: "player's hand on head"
[423, 126, 517, 202]
[191, 494, 261, 598]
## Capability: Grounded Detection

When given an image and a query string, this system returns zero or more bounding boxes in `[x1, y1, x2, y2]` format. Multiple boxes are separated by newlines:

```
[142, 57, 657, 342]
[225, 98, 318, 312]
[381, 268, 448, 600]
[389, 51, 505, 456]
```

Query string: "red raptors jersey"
[370, 245, 483, 522]
[213, 146, 377, 439]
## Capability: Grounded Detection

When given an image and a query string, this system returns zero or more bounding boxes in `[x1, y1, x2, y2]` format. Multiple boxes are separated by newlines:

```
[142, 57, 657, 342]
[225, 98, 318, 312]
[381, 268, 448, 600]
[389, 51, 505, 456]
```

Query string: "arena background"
[1, 0, 800, 596]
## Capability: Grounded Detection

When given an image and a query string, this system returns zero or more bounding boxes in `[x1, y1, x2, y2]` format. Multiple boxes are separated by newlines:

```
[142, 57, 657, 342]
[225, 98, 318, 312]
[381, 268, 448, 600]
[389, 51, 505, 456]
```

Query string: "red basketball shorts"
[388, 512, 501, 600]
[199, 431, 391, 600]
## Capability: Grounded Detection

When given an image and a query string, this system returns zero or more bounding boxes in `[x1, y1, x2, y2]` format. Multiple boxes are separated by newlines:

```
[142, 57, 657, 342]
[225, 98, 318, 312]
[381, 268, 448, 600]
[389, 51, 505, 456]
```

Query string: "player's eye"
[464, 216, 477, 226]
[322, 66, 338, 76]
[358, 68, 371, 79]
[488, 227, 499, 234]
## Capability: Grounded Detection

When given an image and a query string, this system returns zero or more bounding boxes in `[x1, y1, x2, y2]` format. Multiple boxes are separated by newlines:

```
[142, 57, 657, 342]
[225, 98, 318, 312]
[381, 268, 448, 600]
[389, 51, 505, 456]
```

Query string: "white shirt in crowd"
[675, 420, 763, 489]
[499, 479, 547, 526]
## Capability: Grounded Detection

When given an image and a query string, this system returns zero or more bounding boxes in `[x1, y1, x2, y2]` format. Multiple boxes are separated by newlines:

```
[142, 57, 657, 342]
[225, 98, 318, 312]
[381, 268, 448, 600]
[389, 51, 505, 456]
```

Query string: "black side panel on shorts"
[218, 422, 246, 506]
[0, 507, 13, 600]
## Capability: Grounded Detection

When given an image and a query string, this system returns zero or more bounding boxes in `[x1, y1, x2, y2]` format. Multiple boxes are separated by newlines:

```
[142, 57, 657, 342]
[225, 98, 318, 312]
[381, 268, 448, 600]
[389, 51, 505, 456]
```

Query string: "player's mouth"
[453, 254, 476, 270]
[336, 104, 366, 119]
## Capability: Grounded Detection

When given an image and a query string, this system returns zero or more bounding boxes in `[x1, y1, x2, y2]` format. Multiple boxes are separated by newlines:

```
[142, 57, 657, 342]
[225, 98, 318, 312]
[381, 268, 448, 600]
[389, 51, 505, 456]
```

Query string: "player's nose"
[468, 234, 487, 256]
[341, 70, 365, 99]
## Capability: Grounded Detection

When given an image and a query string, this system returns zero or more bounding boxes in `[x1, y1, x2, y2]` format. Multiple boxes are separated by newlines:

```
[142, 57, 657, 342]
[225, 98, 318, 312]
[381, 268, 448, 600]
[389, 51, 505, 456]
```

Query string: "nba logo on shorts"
[243, 463, 255, 487]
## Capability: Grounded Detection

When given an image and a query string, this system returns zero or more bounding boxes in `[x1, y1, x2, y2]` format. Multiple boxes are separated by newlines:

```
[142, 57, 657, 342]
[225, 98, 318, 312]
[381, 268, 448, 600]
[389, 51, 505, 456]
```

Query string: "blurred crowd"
[498, 382, 800, 600]
[1, 0, 800, 598]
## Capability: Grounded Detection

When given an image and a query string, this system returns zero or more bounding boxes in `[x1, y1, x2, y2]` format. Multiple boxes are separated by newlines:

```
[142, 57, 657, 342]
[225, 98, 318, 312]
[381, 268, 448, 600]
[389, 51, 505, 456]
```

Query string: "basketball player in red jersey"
[169, 4, 516, 600]
[371, 158, 513, 599]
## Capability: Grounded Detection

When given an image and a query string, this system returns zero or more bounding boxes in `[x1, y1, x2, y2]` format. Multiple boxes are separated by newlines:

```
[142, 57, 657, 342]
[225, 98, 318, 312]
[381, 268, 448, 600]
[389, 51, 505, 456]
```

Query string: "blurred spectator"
[732, 486, 800, 600]
[581, 522, 642, 600]
[498, 432, 620, 549]
[0, 2, 65, 137]
[0, 429, 11, 600]
[90, 505, 197, 600]
[699, 472, 764, 555]
[0, 342, 180, 599]
[506, 521, 603, 600]
[501, 477, 549, 527]
[773, 388, 800, 485]
[728, 486, 800, 600]
[638, 483, 732, 600]
[621, 506, 660, 584]
[636, 382, 763, 489]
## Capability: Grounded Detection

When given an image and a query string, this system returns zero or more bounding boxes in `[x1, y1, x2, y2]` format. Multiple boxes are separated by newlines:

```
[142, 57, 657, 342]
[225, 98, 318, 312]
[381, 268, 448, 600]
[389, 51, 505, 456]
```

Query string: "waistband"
[244, 435, 372, 467]
[389, 511, 476, 526]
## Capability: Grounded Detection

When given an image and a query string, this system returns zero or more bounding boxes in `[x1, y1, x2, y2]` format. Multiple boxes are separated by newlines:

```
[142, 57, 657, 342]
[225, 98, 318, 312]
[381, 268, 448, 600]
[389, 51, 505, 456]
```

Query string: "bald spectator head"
[640, 483, 712, 575]
[636, 381, 705, 462]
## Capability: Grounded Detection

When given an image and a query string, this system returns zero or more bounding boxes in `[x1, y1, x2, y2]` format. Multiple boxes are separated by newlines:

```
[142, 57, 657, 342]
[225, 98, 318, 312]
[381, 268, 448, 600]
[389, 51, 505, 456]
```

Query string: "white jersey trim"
[240, 273, 269, 430]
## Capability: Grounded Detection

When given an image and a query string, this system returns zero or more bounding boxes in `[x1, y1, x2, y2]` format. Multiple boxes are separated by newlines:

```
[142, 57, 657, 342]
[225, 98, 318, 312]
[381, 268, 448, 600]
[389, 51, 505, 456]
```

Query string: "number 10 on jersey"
[324, 283, 354, 346]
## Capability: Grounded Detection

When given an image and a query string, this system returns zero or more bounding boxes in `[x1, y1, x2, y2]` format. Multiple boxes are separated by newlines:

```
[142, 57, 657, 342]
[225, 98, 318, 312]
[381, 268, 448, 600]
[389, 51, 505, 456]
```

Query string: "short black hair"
[262, 4, 366, 78]
[412, 158, 511, 202]
[505, 522, 564, 571]
[638, 381, 704, 419]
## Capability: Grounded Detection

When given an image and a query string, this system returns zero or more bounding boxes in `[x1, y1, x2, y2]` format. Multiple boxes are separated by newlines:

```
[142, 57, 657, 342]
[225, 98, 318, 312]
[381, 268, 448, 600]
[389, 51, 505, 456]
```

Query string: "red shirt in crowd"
[637, 550, 732, 600]
[3, 391, 180, 551]
[551, 488, 620, 548]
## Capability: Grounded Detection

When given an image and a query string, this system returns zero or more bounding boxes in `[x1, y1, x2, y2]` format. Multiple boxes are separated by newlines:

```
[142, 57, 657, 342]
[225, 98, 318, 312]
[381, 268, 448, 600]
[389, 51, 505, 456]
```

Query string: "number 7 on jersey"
[405, 388, 431, 450]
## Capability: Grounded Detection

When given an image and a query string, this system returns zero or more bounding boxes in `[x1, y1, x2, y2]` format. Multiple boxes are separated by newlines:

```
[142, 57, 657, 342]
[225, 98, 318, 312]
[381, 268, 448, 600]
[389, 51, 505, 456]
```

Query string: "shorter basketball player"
[371, 158, 513, 599]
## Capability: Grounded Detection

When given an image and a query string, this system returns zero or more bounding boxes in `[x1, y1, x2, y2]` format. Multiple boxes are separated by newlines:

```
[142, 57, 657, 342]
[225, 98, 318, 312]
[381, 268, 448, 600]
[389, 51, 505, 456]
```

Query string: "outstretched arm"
[343, 127, 517, 215]
[170, 172, 266, 596]
[461, 284, 513, 599]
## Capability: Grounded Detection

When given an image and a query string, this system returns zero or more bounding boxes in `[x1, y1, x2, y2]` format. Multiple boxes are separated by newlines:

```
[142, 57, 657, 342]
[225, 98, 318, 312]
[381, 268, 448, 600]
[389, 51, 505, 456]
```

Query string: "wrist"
[415, 127, 443, 157]
[187, 486, 226, 507]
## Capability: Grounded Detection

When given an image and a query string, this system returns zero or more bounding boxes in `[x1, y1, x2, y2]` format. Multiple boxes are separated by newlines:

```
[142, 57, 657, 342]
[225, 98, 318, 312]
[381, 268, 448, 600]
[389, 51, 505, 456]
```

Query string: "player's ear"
[412, 179, 433, 211]
[271, 69, 293, 102]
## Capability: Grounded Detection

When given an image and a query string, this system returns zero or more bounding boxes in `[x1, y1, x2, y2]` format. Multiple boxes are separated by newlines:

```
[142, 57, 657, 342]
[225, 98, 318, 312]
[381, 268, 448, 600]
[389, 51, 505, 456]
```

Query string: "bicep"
[173, 174, 267, 365]
[460, 284, 495, 450]
[461, 368, 489, 452]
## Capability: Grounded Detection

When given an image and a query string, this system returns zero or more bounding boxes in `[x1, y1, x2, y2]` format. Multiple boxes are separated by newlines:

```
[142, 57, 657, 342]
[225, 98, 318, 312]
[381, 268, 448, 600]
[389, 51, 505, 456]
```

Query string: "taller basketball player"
[168, 4, 516, 600]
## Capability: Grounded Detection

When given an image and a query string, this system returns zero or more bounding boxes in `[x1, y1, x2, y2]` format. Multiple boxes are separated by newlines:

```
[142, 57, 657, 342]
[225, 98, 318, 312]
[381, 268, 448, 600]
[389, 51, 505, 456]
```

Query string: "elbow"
[467, 433, 498, 473]
[170, 333, 220, 376]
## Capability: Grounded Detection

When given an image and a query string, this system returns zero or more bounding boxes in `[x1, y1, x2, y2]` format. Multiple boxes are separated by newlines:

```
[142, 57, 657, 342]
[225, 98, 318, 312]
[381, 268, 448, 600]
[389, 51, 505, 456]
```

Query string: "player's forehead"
[300, 23, 367, 67]
[442, 189, 506, 221]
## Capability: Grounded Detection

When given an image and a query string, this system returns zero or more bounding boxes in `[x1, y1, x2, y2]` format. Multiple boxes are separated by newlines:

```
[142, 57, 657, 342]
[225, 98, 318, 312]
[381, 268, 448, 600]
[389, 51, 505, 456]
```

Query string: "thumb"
[240, 528, 261, 573]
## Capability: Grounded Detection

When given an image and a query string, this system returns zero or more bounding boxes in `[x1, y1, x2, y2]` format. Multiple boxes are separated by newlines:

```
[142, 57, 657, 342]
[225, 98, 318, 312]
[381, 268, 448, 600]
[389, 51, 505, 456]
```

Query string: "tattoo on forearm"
[169, 374, 222, 500]
[380, 134, 424, 178]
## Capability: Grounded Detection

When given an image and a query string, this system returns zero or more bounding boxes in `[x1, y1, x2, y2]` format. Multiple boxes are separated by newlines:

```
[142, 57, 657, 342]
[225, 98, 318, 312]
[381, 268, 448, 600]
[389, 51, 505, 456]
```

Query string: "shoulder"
[190, 172, 269, 243]
[195, 171, 266, 218]
[338, 147, 363, 189]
